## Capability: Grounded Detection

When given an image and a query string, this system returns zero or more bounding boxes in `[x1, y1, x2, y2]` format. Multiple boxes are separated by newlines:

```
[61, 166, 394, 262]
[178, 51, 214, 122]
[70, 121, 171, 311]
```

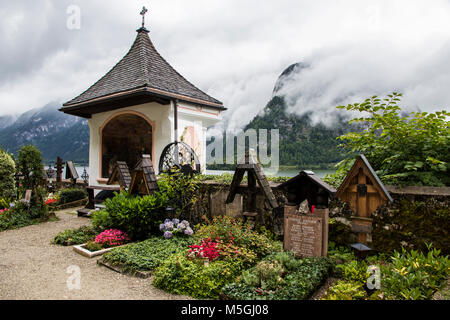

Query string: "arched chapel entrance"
[101, 113, 153, 178]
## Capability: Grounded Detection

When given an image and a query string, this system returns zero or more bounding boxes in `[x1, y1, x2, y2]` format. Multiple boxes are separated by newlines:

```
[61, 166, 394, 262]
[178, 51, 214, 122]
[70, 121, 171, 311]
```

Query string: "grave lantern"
[81, 165, 89, 184]
[336, 154, 393, 244]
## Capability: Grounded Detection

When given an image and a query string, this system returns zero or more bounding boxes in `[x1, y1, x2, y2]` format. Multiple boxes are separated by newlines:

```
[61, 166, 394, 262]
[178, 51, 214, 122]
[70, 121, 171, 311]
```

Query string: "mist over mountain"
[243, 62, 351, 168]
[0, 102, 89, 163]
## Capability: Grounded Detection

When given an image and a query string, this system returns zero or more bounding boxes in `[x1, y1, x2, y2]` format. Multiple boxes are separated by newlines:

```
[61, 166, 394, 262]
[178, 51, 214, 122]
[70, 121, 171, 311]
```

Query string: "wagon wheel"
[158, 142, 201, 174]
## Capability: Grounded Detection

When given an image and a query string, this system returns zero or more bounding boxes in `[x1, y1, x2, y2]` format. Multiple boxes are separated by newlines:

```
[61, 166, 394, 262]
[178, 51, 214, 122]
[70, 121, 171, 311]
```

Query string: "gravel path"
[0, 208, 191, 300]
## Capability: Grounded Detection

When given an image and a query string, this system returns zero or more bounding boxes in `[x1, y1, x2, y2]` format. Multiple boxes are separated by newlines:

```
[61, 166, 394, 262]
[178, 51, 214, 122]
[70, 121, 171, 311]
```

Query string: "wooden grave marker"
[107, 161, 132, 191]
[65, 160, 79, 185]
[226, 149, 278, 224]
[336, 154, 393, 244]
[129, 155, 159, 196]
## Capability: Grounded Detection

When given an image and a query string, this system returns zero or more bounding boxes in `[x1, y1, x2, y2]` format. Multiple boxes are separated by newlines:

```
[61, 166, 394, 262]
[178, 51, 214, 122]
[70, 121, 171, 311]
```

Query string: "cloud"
[0, 0, 449, 132]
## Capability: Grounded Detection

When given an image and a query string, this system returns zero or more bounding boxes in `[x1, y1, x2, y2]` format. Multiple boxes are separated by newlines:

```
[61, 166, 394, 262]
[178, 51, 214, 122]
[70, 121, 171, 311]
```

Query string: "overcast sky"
[1, 0, 450, 130]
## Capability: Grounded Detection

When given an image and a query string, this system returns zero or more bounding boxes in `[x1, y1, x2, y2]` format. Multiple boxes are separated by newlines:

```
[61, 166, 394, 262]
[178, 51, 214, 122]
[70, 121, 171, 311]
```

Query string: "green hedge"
[59, 188, 87, 204]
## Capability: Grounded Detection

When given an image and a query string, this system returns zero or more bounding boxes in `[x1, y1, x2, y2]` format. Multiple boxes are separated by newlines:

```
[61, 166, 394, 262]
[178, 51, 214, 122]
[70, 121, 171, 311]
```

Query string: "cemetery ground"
[0, 207, 191, 300]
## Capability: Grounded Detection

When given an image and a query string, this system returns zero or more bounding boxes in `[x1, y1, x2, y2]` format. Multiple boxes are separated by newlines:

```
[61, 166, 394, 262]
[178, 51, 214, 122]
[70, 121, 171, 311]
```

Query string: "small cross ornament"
[140, 6, 148, 28]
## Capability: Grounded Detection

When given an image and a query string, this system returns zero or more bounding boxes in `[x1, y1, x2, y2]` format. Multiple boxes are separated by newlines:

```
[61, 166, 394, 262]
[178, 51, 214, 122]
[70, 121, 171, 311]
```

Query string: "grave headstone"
[283, 200, 327, 258]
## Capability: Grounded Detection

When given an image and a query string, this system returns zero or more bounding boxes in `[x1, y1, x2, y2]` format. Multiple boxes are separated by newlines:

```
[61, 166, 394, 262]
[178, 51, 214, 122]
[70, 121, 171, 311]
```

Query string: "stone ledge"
[97, 258, 152, 278]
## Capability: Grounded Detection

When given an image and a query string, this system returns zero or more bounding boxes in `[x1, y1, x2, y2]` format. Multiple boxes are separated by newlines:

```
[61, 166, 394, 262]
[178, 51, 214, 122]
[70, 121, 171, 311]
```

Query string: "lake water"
[205, 168, 335, 179]
[46, 167, 335, 180]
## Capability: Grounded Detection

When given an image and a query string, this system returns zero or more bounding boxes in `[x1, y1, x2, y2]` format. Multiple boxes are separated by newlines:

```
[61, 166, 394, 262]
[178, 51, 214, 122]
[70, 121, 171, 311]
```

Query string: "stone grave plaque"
[284, 213, 323, 258]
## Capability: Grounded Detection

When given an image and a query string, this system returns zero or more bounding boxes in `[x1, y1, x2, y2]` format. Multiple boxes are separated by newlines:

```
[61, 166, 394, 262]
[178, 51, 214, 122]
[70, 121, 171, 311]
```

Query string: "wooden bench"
[77, 185, 121, 217]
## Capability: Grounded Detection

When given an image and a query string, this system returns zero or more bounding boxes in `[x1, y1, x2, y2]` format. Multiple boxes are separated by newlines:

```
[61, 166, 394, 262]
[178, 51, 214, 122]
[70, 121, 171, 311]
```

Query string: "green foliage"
[157, 172, 200, 221]
[52, 226, 96, 246]
[381, 244, 450, 300]
[0, 149, 16, 199]
[0, 202, 34, 231]
[102, 237, 194, 273]
[17, 145, 43, 189]
[85, 241, 103, 252]
[328, 218, 357, 247]
[153, 253, 246, 299]
[195, 216, 282, 259]
[58, 188, 87, 204]
[335, 93, 449, 186]
[103, 191, 169, 240]
[335, 260, 370, 283]
[222, 252, 332, 300]
[322, 280, 367, 300]
[91, 209, 114, 233]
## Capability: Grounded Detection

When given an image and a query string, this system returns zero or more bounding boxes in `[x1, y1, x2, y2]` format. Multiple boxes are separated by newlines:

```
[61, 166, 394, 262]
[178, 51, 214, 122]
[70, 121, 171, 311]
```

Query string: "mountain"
[244, 62, 350, 168]
[0, 102, 89, 163]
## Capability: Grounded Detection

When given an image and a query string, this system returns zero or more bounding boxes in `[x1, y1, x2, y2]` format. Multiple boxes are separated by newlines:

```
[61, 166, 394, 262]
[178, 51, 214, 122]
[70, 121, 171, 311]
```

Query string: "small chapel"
[60, 7, 225, 187]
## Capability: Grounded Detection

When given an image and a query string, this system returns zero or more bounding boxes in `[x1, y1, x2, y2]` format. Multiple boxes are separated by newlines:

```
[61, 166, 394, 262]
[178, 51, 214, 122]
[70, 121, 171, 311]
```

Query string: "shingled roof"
[60, 27, 225, 118]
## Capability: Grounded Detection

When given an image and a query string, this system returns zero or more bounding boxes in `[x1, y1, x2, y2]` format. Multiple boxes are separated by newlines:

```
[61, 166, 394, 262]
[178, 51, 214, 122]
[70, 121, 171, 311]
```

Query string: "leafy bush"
[59, 188, 87, 204]
[222, 252, 333, 300]
[91, 209, 114, 233]
[333, 93, 449, 186]
[85, 241, 103, 252]
[335, 260, 370, 283]
[0, 149, 16, 199]
[102, 191, 169, 240]
[322, 280, 367, 300]
[381, 244, 450, 300]
[102, 237, 194, 273]
[17, 145, 43, 190]
[157, 172, 200, 220]
[153, 253, 246, 299]
[0, 203, 33, 231]
[53, 226, 96, 246]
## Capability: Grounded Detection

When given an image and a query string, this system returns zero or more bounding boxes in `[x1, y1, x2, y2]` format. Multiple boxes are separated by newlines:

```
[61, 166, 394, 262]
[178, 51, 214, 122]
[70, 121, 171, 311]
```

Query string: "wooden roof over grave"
[107, 161, 132, 189]
[226, 150, 278, 209]
[65, 161, 79, 180]
[336, 154, 393, 217]
[60, 24, 225, 118]
[278, 170, 336, 207]
[129, 155, 159, 195]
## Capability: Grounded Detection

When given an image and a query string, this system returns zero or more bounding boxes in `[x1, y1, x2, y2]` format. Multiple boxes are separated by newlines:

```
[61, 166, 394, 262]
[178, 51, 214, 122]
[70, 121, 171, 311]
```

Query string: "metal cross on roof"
[140, 6, 148, 28]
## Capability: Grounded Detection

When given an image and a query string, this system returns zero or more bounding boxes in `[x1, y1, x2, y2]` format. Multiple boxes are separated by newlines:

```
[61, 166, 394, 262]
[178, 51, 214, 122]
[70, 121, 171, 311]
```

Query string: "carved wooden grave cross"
[336, 154, 393, 244]
[226, 149, 278, 224]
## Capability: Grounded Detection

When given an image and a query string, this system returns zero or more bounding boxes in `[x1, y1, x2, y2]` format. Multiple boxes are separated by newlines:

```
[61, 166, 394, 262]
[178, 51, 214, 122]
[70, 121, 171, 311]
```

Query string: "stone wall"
[195, 181, 450, 254]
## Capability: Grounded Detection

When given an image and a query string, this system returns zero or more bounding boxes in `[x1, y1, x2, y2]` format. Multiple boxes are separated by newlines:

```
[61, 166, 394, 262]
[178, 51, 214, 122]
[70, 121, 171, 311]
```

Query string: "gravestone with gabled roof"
[59, 7, 225, 188]
[107, 161, 132, 190]
[336, 154, 393, 244]
[129, 154, 159, 196]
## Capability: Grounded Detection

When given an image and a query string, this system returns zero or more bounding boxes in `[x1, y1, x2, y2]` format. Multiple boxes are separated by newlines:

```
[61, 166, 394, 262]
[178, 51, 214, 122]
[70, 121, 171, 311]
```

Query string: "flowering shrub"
[44, 198, 58, 206]
[95, 229, 129, 248]
[195, 216, 281, 258]
[0, 208, 9, 215]
[160, 218, 193, 239]
[188, 238, 221, 261]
